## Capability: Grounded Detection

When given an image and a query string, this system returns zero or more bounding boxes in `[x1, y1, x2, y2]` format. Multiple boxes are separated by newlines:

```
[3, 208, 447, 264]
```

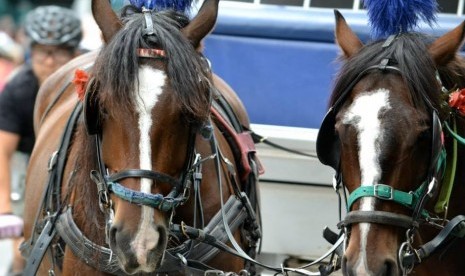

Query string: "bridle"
[89, 127, 199, 213]
[83, 45, 213, 245]
[316, 35, 447, 274]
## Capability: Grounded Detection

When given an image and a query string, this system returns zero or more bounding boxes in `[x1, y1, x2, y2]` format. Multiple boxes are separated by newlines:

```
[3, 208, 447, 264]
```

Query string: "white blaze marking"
[342, 89, 391, 274]
[130, 66, 165, 267]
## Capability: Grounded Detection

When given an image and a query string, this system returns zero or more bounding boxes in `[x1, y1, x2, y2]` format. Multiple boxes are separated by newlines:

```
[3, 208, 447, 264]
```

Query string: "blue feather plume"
[363, 0, 438, 39]
[129, 0, 194, 12]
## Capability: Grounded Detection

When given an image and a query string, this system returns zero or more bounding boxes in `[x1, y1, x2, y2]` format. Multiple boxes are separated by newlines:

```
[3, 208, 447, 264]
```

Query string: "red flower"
[449, 88, 465, 116]
[73, 69, 89, 101]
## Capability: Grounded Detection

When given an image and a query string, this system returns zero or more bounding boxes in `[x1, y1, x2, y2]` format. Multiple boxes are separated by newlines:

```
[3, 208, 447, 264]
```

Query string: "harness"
[21, 56, 264, 275]
[316, 35, 465, 274]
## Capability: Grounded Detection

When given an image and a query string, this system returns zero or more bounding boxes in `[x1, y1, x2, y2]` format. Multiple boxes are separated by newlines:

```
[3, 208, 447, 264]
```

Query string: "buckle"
[47, 151, 59, 171]
[373, 184, 394, 200]
[205, 270, 225, 276]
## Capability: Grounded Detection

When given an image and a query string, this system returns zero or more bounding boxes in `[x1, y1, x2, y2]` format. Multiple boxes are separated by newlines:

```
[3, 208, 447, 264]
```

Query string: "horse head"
[88, 0, 218, 273]
[317, 11, 465, 275]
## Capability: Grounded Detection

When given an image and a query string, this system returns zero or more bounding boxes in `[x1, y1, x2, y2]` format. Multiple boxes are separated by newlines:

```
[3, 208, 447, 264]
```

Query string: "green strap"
[435, 120, 458, 213]
[347, 184, 415, 211]
[444, 120, 465, 145]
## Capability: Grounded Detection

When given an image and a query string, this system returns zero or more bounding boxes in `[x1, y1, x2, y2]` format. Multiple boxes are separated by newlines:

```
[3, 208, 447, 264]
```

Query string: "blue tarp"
[203, 4, 465, 128]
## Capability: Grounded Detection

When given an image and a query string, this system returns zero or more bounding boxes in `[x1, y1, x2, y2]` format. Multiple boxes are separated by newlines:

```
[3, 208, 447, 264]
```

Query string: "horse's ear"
[334, 10, 363, 58]
[429, 21, 465, 66]
[182, 0, 219, 49]
[92, 0, 123, 43]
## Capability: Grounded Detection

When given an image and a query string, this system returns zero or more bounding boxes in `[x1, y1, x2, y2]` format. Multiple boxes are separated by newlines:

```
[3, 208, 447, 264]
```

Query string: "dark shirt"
[0, 64, 39, 154]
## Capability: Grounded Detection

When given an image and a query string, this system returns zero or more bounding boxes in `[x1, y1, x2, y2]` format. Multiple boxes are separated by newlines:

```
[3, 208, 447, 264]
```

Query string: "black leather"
[107, 169, 181, 188]
[83, 78, 100, 135]
[316, 108, 340, 169]
[337, 210, 418, 229]
[23, 221, 57, 276]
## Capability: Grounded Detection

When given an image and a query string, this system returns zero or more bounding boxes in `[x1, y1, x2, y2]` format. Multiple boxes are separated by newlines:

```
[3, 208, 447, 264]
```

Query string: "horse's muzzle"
[109, 223, 167, 274]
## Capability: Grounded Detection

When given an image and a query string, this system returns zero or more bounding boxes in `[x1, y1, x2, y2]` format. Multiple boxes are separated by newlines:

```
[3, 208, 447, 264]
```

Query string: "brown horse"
[22, 0, 262, 275]
[317, 11, 465, 276]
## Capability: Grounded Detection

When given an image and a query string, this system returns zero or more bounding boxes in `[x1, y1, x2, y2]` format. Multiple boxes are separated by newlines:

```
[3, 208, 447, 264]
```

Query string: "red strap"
[210, 107, 264, 181]
[137, 48, 166, 58]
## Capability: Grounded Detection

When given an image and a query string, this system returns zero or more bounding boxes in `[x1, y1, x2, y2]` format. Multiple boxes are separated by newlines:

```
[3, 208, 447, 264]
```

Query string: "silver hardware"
[373, 184, 394, 200]
[48, 151, 59, 171]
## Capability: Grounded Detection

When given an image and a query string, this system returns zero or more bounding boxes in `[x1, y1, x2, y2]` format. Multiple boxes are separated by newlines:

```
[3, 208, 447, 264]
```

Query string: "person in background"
[0, 5, 82, 274]
[0, 31, 23, 92]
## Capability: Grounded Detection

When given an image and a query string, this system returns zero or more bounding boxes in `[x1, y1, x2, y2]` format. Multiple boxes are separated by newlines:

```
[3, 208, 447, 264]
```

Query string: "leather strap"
[338, 210, 418, 229]
[107, 169, 180, 188]
[23, 221, 57, 276]
[347, 184, 416, 210]
[107, 181, 185, 211]
[402, 215, 465, 267]
[54, 196, 249, 275]
[56, 208, 124, 275]
[22, 102, 83, 272]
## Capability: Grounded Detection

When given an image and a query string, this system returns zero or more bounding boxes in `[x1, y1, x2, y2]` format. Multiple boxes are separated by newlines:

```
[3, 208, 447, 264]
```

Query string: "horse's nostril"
[156, 225, 167, 249]
[109, 225, 118, 248]
[383, 258, 397, 276]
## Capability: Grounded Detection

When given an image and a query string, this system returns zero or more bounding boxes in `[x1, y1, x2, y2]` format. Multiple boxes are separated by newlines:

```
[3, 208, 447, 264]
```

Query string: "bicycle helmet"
[24, 6, 82, 48]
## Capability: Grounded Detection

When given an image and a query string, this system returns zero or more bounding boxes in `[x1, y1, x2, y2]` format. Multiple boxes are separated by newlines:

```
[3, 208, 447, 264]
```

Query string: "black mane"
[330, 33, 464, 117]
[93, 7, 211, 123]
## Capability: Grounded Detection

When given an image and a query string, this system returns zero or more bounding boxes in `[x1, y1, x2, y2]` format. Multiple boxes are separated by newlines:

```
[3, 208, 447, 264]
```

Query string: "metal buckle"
[47, 151, 59, 171]
[373, 184, 394, 200]
[205, 270, 225, 276]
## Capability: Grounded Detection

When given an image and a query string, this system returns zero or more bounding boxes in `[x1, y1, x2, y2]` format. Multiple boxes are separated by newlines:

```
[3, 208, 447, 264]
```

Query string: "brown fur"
[333, 12, 465, 276]
[23, 0, 256, 274]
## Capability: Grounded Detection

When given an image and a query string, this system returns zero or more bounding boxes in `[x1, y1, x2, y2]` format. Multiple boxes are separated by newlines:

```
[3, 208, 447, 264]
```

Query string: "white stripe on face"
[130, 66, 166, 268]
[342, 88, 391, 274]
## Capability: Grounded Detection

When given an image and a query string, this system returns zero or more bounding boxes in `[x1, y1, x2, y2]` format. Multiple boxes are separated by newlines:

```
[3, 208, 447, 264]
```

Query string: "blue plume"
[363, 0, 438, 39]
[129, 0, 194, 12]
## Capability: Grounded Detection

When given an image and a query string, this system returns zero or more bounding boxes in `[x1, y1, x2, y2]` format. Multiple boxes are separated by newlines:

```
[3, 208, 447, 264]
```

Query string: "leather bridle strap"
[107, 169, 181, 188]
[23, 102, 84, 275]
[347, 182, 432, 220]
[347, 184, 416, 210]
[331, 62, 402, 111]
[402, 215, 465, 267]
[338, 211, 419, 229]
[106, 181, 186, 211]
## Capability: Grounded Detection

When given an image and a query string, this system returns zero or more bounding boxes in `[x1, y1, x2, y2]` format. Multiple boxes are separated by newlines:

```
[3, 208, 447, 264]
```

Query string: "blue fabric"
[129, 0, 193, 11]
[204, 35, 338, 128]
[204, 5, 464, 128]
[108, 182, 183, 211]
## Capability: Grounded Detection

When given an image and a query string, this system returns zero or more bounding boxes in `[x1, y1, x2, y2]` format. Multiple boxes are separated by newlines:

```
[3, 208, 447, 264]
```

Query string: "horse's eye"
[418, 129, 431, 141]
